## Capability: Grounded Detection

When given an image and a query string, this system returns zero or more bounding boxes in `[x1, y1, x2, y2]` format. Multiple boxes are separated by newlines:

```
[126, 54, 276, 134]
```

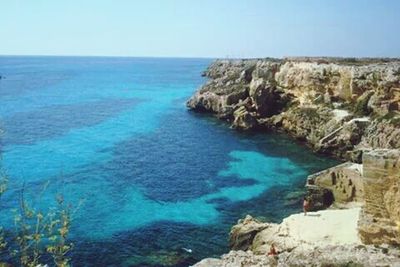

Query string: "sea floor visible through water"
[0, 56, 339, 266]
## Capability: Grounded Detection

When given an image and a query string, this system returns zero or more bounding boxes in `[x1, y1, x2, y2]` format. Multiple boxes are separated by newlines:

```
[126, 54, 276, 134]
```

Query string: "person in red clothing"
[267, 243, 278, 256]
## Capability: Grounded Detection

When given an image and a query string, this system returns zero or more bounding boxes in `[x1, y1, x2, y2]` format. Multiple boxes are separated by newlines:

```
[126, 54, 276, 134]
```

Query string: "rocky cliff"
[194, 210, 400, 267]
[188, 58, 400, 266]
[187, 58, 400, 159]
[194, 246, 400, 267]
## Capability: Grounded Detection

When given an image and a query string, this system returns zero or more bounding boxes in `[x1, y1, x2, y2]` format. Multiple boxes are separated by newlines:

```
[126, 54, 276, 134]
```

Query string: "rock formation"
[194, 209, 400, 267]
[188, 58, 400, 266]
[187, 57, 400, 159]
[229, 208, 362, 253]
[358, 149, 400, 245]
[193, 245, 400, 267]
[306, 162, 364, 210]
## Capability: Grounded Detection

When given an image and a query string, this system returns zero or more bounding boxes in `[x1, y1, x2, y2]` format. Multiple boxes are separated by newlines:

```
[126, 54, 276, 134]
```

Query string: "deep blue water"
[0, 56, 339, 266]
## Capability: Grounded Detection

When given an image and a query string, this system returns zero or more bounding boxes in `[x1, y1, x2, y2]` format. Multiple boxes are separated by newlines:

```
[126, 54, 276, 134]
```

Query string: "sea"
[0, 56, 339, 266]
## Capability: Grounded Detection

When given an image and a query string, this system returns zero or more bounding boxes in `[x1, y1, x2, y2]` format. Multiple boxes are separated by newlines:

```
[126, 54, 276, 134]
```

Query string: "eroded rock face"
[187, 58, 400, 156]
[186, 60, 255, 120]
[189, 58, 400, 265]
[196, 207, 400, 266]
[232, 106, 257, 130]
[306, 162, 364, 209]
[358, 149, 400, 245]
[229, 215, 270, 251]
[193, 245, 400, 267]
[229, 208, 362, 254]
[359, 118, 400, 149]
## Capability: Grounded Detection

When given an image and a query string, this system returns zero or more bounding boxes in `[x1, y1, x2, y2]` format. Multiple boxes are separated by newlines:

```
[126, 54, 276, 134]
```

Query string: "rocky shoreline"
[187, 58, 400, 266]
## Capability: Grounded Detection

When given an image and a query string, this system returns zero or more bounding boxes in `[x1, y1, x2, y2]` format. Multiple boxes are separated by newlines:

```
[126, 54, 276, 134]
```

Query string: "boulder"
[232, 106, 257, 130]
[229, 215, 270, 251]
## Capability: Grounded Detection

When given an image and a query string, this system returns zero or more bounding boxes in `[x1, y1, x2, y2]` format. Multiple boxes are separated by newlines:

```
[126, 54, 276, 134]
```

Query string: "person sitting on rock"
[267, 243, 278, 256]
[303, 197, 310, 216]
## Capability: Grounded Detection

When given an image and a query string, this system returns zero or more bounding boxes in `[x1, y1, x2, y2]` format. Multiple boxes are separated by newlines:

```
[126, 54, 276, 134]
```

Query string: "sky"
[1, 0, 399, 58]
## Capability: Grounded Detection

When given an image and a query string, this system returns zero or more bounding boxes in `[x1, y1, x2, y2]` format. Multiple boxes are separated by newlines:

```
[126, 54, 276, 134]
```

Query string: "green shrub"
[377, 112, 400, 126]
[0, 176, 73, 267]
[354, 91, 374, 116]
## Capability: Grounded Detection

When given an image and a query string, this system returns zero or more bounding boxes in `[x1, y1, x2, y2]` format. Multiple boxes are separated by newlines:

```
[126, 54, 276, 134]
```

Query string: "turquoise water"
[0, 56, 338, 266]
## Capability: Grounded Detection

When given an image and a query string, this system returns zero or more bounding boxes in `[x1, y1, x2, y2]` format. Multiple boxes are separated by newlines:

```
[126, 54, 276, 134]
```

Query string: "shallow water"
[0, 56, 339, 266]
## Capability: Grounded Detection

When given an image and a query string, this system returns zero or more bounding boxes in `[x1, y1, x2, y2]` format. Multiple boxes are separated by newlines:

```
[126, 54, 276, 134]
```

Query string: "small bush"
[354, 91, 374, 116]
[0, 176, 73, 267]
[377, 112, 400, 126]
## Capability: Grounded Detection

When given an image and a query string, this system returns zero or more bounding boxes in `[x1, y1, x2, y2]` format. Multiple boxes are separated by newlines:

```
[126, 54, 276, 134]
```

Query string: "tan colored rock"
[251, 208, 362, 254]
[307, 162, 364, 206]
[358, 149, 400, 244]
[188, 59, 400, 266]
[232, 106, 257, 130]
[193, 245, 400, 267]
[229, 215, 270, 251]
[359, 116, 400, 149]
[187, 58, 400, 158]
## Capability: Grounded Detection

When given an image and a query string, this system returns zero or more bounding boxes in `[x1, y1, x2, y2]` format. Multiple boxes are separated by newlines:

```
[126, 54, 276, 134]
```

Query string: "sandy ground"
[281, 207, 361, 246]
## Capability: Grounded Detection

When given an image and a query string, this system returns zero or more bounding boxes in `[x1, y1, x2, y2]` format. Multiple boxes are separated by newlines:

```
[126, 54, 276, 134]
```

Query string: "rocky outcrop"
[358, 116, 400, 149]
[193, 245, 400, 267]
[358, 149, 400, 245]
[306, 162, 364, 209]
[232, 106, 257, 130]
[229, 215, 270, 251]
[229, 208, 362, 253]
[187, 58, 400, 159]
[195, 209, 400, 267]
[186, 60, 255, 119]
[189, 58, 400, 266]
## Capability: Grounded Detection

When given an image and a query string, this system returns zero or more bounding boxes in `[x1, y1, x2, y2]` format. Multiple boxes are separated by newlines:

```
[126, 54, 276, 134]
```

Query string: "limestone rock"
[306, 162, 364, 209]
[193, 250, 276, 267]
[232, 106, 257, 130]
[187, 58, 400, 160]
[359, 115, 400, 149]
[358, 149, 400, 245]
[188, 58, 400, 266]
[229, 215, 270, 251]
[193, 245, 400, 267]
[279, 106, 334, 143]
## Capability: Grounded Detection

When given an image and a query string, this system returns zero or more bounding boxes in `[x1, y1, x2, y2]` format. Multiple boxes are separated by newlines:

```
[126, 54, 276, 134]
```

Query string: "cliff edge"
[188, 58, 400, 266]
[187, 57, 400, 158]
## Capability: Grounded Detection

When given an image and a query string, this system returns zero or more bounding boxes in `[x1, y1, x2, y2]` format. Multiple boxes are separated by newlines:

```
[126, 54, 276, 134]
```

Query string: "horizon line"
[1, 54, 400, 61]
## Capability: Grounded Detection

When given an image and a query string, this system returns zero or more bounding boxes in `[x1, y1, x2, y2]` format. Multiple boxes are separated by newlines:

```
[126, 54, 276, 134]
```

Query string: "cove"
[0, 56, 339, 266]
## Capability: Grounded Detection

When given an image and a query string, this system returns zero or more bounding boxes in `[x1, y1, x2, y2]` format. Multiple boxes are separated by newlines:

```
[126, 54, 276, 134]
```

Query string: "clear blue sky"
[1, 0, 399, 58]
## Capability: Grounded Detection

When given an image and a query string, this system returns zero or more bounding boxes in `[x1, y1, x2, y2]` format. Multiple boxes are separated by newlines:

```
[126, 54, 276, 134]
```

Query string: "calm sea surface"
[0, 56, 338, 266]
